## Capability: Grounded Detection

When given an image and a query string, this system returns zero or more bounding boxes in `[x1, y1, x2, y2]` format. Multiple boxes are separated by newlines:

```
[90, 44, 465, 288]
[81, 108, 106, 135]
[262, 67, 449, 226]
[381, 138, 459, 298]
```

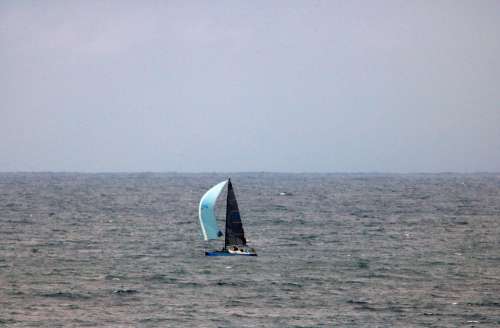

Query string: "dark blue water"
[1, 173, 499, 327]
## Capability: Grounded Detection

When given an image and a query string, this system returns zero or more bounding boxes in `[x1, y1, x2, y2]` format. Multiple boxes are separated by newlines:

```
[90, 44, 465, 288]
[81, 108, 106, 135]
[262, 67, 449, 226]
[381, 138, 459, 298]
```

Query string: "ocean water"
[1, 173, 499, 327]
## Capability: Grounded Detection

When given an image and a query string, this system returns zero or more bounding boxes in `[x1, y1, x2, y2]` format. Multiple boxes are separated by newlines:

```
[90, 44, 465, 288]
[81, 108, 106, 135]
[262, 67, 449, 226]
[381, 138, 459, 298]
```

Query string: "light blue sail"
[198, 180, 228, 240]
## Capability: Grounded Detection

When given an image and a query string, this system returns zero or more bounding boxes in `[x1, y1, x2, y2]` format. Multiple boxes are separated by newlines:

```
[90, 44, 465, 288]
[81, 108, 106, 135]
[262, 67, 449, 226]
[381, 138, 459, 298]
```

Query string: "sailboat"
[198, 178, 257, 256]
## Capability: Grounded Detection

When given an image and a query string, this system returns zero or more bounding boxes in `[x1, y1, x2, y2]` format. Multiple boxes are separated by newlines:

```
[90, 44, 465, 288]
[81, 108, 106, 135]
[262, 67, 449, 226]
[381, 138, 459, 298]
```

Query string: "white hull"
[227, 245, 257, 256]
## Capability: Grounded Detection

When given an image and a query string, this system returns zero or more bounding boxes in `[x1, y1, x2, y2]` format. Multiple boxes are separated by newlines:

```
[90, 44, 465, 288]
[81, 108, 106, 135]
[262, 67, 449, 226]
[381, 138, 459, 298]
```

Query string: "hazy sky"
[1, 1, 499, 172]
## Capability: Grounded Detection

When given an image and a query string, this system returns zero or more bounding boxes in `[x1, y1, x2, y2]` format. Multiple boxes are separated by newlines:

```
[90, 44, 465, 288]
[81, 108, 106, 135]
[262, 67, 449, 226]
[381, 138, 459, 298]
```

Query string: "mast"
[224, 178, 247, 249]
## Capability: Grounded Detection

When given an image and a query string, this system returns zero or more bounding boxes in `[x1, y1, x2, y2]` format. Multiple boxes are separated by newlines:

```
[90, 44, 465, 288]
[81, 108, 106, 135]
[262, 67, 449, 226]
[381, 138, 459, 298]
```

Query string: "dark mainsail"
[224, 179, 247, 247]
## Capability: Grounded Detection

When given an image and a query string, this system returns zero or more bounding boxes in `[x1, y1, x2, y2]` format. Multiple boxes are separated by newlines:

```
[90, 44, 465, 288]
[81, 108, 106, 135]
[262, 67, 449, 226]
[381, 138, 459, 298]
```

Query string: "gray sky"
[1, 0, 499, 172]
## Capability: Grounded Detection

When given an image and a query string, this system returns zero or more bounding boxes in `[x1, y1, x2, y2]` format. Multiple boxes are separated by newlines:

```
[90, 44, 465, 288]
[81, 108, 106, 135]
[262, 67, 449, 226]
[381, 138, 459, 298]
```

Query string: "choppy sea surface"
[1, 173, 499, 327]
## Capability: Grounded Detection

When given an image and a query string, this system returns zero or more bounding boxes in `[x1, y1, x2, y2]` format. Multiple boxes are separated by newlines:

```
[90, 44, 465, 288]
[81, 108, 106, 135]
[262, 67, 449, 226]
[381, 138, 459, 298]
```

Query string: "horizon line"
[1, 170, 499, 175]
